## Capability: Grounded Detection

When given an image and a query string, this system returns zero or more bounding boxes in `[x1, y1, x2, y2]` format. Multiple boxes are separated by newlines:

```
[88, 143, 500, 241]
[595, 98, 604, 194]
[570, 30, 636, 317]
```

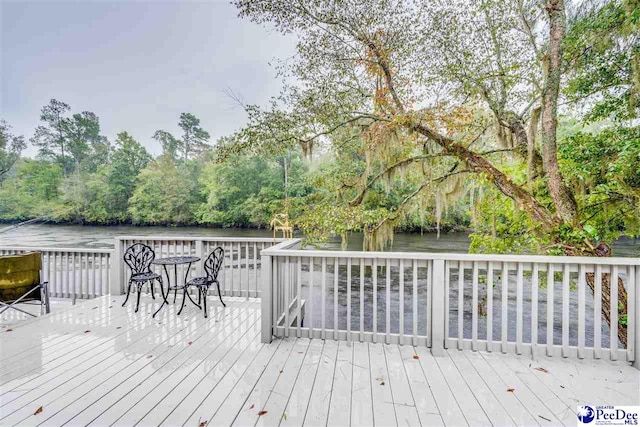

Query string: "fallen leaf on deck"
[249, 404, 255, 409]
[199, 422, 207, 427]
[147, 355, 153, 359]
[412, 354, 419, 360]
[507, 388, 515, 392]
[84, 330, 90, 333]
[33, 406, 43, 415]
[279, 370, 283, 373]
[6, 329, 13, 332]
[188, 341, 193, 345]
[534, 367, 549, 374]
[281, 413, 287, 420]
[92, 306, 98, 309]
[258, 411, 268, 416]
[116, 326, 122, 329]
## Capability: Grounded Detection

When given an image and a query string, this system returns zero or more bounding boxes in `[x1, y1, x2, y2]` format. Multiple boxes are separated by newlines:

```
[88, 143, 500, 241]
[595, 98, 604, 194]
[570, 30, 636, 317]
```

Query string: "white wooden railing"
[0, 246, 112, 302]
[112, 236, 286, 298]
[261, 239, 640, 367]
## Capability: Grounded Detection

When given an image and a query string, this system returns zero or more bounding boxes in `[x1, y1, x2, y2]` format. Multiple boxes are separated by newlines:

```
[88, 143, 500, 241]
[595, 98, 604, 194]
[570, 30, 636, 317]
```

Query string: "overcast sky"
[0, 0, 296, 157]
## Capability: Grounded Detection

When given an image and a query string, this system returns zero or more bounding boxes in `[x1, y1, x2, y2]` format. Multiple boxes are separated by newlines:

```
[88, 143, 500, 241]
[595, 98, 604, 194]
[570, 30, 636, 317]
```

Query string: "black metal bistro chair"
[122, 243, 163, 313]
[181, 247, 225, 318]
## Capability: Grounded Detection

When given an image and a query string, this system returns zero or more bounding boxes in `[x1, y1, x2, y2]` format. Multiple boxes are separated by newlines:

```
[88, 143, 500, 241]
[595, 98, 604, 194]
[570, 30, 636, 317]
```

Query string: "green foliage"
[0, 120, 26, 180]
[128, 156, 200, 225]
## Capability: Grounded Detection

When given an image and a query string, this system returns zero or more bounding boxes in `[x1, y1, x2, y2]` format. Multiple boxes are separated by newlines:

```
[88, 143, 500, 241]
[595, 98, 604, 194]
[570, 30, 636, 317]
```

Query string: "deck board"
[1, 295, 638, 427]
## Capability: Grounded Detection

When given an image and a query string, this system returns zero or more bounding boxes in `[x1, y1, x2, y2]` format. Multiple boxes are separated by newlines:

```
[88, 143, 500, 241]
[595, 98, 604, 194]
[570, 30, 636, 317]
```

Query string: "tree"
[0, 120, 26, 181]
[31, 99, 72, 173]
[128, 155, 197, 224]
[30, 99, 109, 173]
[178, 113, 211, 160]
[230, 0, 634, 344]
[152, 130, 181, 162]
[106, 132, 152, 220]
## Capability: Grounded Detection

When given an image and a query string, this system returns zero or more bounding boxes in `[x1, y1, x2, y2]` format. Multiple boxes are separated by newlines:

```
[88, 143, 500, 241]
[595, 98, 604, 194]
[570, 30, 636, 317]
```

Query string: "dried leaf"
[116, 327, 122, 329]
[507, 388, 515, 392]
[380, 381, 385, 386]
[6, 329, 13, 332]
[188, 341, 193, 345]
[281, 413, 287, 420]
[258, 410, 268, 416]
[199, 422, 207, 427]
[249, 404, 255, 409]
[84, 330, 91, 333]
[534, 367, 549, 374]
[34, 406, 43, 415]
[412, 354, 419, 360]
[147, 355, 153, 359]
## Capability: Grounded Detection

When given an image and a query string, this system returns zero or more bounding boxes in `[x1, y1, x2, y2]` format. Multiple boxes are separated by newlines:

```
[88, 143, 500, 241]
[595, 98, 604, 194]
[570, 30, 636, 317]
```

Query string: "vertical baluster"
[547, 264, 555, 356]
[472, 261, 478, 351]
[347, 258, 352, 341]
[91, 253, 96, 298]
[426, 259, 432, 347]
[487, 261, 493, 351]
[628, 265, 636, 363]
[46, 252, 52, 295]
[399, 258, 404, 345]
[501, 262, 508, 353]
[562, 263, 570, 357]
[516, 262, 524, 354]
[245, 242, 250, 298]
[322, 257, 327, 340]
[413, 259, 418, 346]
[360, 258, 365, 342]
[458, 261, 464, 350]
[578, 264, 586, 359]
[72, 252, 77, 304]
[531, 263, 539, 356]
[272, 256, 278, 334]
[99, 253, 104, 296]
[284, 256, 290, 337]
[65, 252, 70, 298]
[231, 242, 235, 296]
[373, 258, 378, 343]
[611, 265, 619, 361]
[334, 257, 339, 341]
[444, 261, 450, 348]
[297, 256, 302, 338]
[309, 256, 314, 338]
[386, 258, 391, 344]
[253, 242, 258, 298]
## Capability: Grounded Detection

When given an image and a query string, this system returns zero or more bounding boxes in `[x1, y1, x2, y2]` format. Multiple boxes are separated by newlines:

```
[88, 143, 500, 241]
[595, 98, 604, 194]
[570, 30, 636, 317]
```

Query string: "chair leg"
[202, 287, 208, 318]
[150, 280, 155, 300]
[177, 288, 188, 315]
[122, 280, 133, 307]
[216, 282, 226, 307]
[135, 284, 143, 313]
[173, 288, 177, 304]
[198, 290, 201, 306]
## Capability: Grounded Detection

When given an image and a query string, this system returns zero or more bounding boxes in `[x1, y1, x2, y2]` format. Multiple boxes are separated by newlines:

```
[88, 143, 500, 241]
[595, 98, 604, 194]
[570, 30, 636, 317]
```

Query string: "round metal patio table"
[151, 256, 200, 317]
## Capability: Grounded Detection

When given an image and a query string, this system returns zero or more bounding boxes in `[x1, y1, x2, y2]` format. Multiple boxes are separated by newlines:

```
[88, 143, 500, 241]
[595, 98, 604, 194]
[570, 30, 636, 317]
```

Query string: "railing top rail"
[0, 246, 113, 254]
[262, 244, 640, 266]
[116, 235, 287, 244]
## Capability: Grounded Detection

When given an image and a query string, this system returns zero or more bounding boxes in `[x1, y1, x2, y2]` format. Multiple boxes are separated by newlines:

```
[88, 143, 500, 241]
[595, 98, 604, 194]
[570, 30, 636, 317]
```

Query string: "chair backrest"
[204, 247, 224, 282]
[0, 252, 42, 301]
[123, 243, 155, 275]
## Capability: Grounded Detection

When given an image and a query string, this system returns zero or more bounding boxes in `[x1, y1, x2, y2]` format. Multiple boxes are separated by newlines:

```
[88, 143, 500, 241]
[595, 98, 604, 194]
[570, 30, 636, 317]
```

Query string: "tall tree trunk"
[540, 0, 579, 224]
[527, 106, 541, 185]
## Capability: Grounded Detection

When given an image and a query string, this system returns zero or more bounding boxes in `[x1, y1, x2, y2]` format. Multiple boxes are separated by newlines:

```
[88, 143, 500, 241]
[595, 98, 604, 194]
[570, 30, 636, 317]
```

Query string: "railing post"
[261, 254, 273, 343]
[110, 238, 124, 295]
[634, 266, 640, 369]
[431, 258, 446, 357]
[195, 239, 204, 276]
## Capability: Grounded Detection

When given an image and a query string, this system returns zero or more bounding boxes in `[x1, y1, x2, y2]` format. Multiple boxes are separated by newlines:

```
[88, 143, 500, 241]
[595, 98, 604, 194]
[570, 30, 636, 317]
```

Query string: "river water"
[1, 223, 638, 256]
[1, 224, 637, 348]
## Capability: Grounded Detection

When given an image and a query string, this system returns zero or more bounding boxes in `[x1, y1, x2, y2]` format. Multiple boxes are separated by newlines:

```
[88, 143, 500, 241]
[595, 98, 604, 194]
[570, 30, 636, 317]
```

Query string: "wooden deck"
[1, 295, 638, 427]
